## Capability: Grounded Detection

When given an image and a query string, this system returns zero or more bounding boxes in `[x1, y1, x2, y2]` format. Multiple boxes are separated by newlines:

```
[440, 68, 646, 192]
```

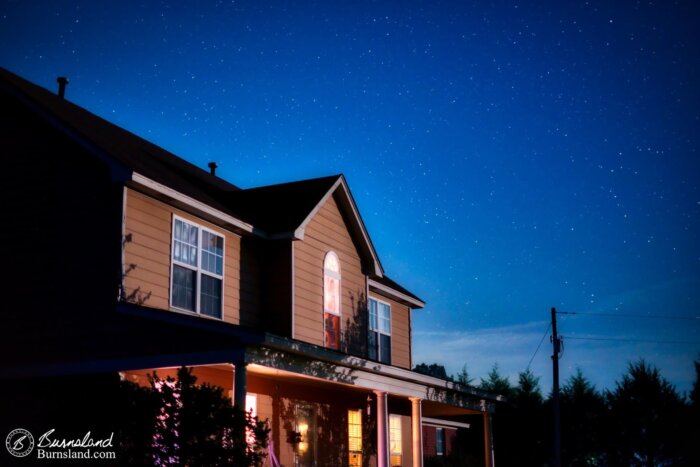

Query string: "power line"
[564, 335, 700, 345]
[557, 310, 699, 321]
[526, 322, 552, 369]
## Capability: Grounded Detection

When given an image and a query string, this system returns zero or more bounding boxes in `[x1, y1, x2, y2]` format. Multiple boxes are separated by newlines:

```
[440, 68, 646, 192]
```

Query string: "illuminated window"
[171, 216, 224, 318]
[245, 394, 257, 448]
[390, 414, 402, 466]
[348, 409, 362, 466]
[323, 251, 341, 349]
[368, 298, 391, 364]
[436, 427, 445, 456]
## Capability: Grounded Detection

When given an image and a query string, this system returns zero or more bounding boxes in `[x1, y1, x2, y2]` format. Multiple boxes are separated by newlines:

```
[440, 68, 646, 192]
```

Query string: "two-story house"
[0, 68, 499, 467]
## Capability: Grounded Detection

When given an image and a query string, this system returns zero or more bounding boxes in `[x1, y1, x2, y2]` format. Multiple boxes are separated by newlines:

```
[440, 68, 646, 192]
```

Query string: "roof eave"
[293, 176, 384, 277]
[368, 278, 425, 309]
[129, 172, 255, 236]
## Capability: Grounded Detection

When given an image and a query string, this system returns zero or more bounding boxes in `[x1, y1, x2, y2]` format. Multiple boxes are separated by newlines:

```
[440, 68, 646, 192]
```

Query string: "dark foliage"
[559, 369, 605, 466]
[479, 364, 515, 399]
[603, 360, 685, 466]
[119, 366, 270, 467]
[437, 359, 700, 467]
[414, 362, 451, 380]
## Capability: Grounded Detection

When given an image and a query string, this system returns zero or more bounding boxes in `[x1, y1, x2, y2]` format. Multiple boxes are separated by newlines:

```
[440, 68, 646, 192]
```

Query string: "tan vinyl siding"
[293, 194, 366, 346]
[369, 293, 412, 369]
[123, 188, 244, 325]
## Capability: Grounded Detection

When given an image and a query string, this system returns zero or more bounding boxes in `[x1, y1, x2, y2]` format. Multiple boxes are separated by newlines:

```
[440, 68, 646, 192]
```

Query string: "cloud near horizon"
[412, 321, 697, 395]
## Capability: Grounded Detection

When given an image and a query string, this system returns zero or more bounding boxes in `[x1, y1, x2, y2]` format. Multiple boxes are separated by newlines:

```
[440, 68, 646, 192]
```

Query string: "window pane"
[369, 299, 378, 331]
[436, 428, 445, 455]
[380, 334, 391, 364]
[174, 219, 198, 266]
[324, 312, 340, 349]
[379, 302, 391, 334]
[174, 242, 197, 266]
[390, 415, 402, 455]
[324, 251, 339, 273]
[200, 274, 222, 318]
[348, 409, 362, 453]
[368, 330, 378, 361]
[172, 265, 196, 310]
[202, 230, 224, 275]
[324, 275, 340, 315]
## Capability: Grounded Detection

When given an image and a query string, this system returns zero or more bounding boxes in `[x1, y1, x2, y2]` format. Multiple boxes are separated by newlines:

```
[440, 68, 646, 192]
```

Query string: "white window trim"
[369, 297, 392, 362]
[170, 214, 225, 319]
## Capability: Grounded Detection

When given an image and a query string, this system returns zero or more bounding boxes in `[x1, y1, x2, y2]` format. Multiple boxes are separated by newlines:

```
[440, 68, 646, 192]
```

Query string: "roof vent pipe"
[208, 162, 218, 176]
[56, 76, 69, 99]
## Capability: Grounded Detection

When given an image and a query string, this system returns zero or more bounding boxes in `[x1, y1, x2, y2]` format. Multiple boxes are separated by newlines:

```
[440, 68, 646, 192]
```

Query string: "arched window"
[323, 251, 341, 349]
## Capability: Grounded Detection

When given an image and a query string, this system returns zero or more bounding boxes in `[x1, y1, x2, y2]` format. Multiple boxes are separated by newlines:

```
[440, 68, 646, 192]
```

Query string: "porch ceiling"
[422, 400, 483, 417]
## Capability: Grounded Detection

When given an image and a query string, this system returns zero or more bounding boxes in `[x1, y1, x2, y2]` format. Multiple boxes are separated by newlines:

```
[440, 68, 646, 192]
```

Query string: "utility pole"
[551, 307, 561, 467]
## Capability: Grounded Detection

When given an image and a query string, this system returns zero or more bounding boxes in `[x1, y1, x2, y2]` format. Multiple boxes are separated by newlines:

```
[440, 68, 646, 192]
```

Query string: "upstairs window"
[323, 251, 341, 349]
[171, 216, 224, 318]
[368, 298, 391, 364]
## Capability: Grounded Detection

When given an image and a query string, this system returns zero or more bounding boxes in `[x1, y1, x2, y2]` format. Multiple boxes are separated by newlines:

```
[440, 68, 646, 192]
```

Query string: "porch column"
[483, 412, 494, 467]
[233, 358, 247, 408]
[409, 397, 424, 467]
[374, 390, 389, 467]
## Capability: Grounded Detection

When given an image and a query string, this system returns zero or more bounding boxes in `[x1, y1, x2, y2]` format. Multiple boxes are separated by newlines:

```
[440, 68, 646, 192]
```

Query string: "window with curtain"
[171, 216, 224, 318]
[323, 251, 341, 349]
[368, 297, 391, 364]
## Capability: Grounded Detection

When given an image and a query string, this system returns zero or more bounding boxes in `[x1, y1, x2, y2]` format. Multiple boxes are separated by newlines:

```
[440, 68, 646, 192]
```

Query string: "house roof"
[371, 275, 425, 305]
[227, 175, 341, 233]
[1, 67, 422, 306]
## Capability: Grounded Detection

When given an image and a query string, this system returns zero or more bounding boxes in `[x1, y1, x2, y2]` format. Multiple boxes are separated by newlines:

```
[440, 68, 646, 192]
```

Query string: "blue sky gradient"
[2, 0, 698, 393]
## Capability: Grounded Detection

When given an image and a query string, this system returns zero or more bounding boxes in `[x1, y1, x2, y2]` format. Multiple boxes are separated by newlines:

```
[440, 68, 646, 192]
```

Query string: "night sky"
[2, 0, 698, 393]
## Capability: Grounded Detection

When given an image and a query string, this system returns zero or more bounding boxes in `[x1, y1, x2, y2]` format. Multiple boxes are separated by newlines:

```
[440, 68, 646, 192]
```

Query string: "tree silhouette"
[559, 368, 605, 466]
[510, 369, 546, 465]
[604, 360, 685, 466]
[455, 364, 474, 386]
[682, 357, 700, 465]
[414, 362, 451, 380]
[119, 367, 270, 466]
[479, 363, 514, 399]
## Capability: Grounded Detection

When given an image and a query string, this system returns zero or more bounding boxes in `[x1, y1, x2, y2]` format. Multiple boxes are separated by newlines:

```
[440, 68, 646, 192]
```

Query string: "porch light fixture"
[366, 395, 372, 416]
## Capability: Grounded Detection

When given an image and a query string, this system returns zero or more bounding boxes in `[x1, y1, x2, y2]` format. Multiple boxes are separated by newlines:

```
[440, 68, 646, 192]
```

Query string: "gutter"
[259, 333, 503, 403]
[129, 172, 256, 235]
[368, 279, 426, 309]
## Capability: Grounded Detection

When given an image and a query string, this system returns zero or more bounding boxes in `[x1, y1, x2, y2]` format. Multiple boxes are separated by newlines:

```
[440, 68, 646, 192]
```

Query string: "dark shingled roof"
[227, 175, 341, 233]
[373, 275, 425, 304]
